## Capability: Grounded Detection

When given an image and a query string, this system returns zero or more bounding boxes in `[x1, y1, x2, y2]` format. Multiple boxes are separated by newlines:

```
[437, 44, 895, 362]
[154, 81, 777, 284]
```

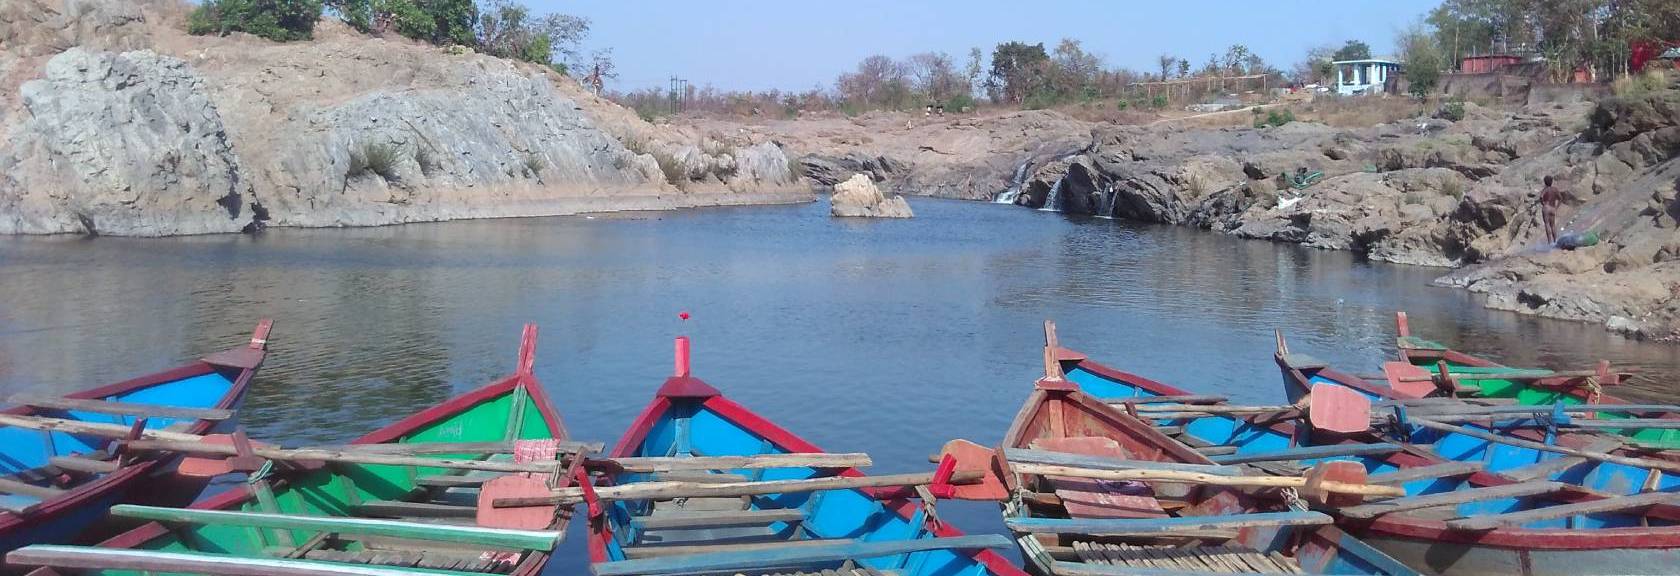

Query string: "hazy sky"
[545, 0, 1441, 93]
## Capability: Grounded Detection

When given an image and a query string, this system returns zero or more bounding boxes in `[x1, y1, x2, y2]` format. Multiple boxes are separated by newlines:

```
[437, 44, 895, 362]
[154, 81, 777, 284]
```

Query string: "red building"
[1459, 54, 1523, 74]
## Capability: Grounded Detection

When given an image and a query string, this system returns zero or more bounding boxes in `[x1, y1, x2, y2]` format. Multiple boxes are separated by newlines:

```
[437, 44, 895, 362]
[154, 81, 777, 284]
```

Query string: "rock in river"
[830, 174, 913, 218]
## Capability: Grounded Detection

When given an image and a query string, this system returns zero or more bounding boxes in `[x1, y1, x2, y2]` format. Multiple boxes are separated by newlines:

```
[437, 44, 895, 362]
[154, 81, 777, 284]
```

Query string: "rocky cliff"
[0, 0, 804, 236]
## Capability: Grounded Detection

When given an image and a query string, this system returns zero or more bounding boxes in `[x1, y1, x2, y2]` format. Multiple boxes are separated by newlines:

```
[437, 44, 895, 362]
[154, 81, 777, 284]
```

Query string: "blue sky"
[546, 0, 1441, 93]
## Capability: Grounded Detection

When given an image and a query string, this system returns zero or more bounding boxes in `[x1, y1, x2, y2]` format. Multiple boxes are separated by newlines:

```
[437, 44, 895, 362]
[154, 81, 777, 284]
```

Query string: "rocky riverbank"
[708, 84, 1680, 341]
[0, 0, 804, 237]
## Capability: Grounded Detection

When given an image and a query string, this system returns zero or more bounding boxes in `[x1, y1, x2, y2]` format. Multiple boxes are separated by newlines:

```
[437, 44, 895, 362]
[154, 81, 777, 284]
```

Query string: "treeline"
[186, 0, 602, 75]
[1425, 0, 1680, 80]
[614, 39, 1282, 120]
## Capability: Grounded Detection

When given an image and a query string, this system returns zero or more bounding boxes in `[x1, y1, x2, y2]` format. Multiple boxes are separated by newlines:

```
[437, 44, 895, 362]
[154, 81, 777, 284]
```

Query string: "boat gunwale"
[587, 377, 1028, 576]
[0, 325, 267, 539]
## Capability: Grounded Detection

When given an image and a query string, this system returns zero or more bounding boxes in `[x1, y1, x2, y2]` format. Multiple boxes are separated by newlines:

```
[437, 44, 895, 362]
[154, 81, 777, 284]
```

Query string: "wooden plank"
[600, 453, 871, 473]
[1208, 443, 1400, 465]
[1366, 461, 1485, 485]
[1281, 354, 1327, 370]
[502, 470, 981, 507]
[590, 534, 1011, 576]
[8, 393, 232, 421]
[1501, 438, 1623, 482]
[414, 475, 489, 488]
[650, 472, 751, 483]
[311, 440, 602, 456]
[352, 501, 476, 519]
[1102, 395, 1229, 405]
[0, 477, 65, 500]
[632, 508, 804, 530]
[1192, 446, 1238, 456]
[1446, 490, 1680, 530]
[0, 414, 201, 442]
[108, 505, 559, 551]
[1337, 481, 1569, 519]
[1001, 464, 1404, 497]
[1004, 448, 1243, 476]
[6, 545, 484, 576]
[623, 538, 858, 559]
[1004, 511, 1332, 536]
[46, 455, 119, 474]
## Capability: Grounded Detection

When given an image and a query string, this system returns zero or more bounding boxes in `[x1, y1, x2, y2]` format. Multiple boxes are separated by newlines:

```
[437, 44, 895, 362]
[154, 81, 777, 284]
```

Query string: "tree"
[188, 0, 324, 42]
[1201, 53, 1220, 76]
[964, 47, 985, 98]
[1332, 40, 1372, 61]
[1177, 58, 1190, 78]
[907, 52, 966, 103]
[1049, 38, 1102, 100]
[1223, 44, 1251, 75]
[584, 49, 617, 94]
[476, 0, 588, 70]
[837, 55, 911, 109]
[987, 41, 1049, 104]
[1293, 44, 1338, 84]
[1398, 24, 1443, 98]
[1157, 54, 1176, 80]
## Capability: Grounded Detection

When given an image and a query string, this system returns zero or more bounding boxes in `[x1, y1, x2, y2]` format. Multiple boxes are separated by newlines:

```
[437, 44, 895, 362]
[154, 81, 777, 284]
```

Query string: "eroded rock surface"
[830, 174, 912, 218]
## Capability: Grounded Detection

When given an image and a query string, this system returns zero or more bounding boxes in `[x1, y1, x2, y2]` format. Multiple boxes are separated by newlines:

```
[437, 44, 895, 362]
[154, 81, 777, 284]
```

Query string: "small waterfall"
[1039, 177, 1064, 212]
[993, 161, 1031, 204]
[1095, 186, 1118, 219]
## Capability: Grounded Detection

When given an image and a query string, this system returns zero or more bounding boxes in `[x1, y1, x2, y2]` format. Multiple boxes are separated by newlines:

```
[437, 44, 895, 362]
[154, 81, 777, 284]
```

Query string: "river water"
[1, 198, 1674, 570]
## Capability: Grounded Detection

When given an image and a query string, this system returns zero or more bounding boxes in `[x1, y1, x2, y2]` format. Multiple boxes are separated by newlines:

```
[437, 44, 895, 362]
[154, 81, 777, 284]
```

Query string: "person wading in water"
[1538, 175, 1563, 245]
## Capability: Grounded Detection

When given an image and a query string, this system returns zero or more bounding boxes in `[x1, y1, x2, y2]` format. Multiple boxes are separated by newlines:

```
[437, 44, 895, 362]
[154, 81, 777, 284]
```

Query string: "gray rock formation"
[2, 48, 246, 235]
[830, 174, 912, 218]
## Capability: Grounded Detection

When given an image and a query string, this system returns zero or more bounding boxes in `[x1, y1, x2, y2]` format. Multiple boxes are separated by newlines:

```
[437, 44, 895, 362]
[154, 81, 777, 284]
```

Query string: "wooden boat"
[585, 336, 1023, 576]
[992, 363, 1419, 576]
[1390, 311, 1680, 450]
[1276, 341, 1680, 575]
[1037, 321, 1680, 574]
[0, 320, 272, 555]
[7, 324, 582, 576]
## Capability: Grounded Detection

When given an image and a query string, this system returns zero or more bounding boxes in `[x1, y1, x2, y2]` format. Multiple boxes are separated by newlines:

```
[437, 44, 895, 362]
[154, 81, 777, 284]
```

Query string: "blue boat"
[0, 320, 271, 556]
[990, 326, 1419, 576]
[1037, 323, 1680, 575]
[586, 337, 1025, 576]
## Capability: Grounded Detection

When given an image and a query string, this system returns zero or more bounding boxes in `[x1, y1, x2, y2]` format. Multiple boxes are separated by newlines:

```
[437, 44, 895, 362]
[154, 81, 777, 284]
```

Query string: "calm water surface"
[1, 198, 1674, 571]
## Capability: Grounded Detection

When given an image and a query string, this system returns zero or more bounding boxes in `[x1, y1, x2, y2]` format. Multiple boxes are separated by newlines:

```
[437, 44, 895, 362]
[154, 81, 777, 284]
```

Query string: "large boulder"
[830, 173, 912, 218]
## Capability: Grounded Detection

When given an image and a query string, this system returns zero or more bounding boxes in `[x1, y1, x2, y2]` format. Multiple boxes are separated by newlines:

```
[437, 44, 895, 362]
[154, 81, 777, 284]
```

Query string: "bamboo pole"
[1008, 463, 1405, 498]
[495, 471, 984, 507]
[1408, 417, 1680, 474]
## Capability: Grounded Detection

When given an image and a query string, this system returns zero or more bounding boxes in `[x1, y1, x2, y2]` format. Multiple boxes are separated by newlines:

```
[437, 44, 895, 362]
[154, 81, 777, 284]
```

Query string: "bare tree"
[907, 52, 965, 102]
[1157, 54, 1176, 80]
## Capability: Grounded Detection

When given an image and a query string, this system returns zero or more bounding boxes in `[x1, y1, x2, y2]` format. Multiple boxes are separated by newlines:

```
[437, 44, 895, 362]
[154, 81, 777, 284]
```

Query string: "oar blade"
[1383, 361, 1437, 398]
[477, 475, 558, 530]
[175, 434, 238, 477]
[1308, 383, 1372, 435]
[937, 439, 1007, 501]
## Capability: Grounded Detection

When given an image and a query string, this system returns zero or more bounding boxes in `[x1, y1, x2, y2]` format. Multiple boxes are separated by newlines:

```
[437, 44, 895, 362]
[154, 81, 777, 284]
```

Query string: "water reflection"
[0, 199, 1674, 571]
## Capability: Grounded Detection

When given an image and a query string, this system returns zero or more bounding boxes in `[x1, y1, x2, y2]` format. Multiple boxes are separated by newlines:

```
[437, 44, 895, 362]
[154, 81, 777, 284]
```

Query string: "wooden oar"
[0, 413, 202, 442]
[1006, 461, 1405, 498]
[493, 470, 984, 507]
[1408, 417, 1680, 474]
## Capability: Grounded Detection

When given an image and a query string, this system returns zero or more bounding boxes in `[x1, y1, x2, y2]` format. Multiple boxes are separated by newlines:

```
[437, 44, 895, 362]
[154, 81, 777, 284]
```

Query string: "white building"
[1333, 58, 1402, 96]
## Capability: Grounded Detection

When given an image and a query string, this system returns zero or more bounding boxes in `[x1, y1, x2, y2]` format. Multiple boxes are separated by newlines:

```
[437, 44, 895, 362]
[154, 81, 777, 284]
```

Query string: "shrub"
[1612, 70, 1669, 97]
[1439, 98, 1467, 122]
[1151, 95, 1168, 108]
[1440, 175, 1464, 200]
[1254, 109, 1295, 129]
[522, 152, 546, 176]
[652, 150, 685, 186]
[189, 0, 323, 42]
[946, 93, 975, 113]
[1115, 100, 1128, 111]
[414, 146, 438, 176]
[348, 142, 398, 180]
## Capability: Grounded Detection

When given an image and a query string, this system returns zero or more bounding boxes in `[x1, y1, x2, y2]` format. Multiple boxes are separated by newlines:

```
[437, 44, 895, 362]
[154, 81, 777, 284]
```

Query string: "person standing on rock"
[1538, 175, 1563, 245]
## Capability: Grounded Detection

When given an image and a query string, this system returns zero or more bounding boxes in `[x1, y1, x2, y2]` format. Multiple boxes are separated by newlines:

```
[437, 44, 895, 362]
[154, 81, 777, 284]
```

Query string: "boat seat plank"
[1004, 511, 1332, 536]
[1339, 481, 1569, 519]
[1193, 446, 1239, 456]
[1069, 541, 1297, 574]
[352, 500, 477, 519]
[415, 475, 490, 488]
[1446, 490, 1680, 531]
[1208, 443, 1400, 465]
[1004, 448, 1243, 476]
[590, 534, 1011, 576]
[0, 477, 66, 500]
[1102, 395, 1229, 405]
[0, 494, 43, 514]
[303, 549, 514, 574]
[1154, 425, 1185, 436]
[1366, 461, 1485, 485]
[1499, 438, 1623, 482]
[632, 508, 804, 531]
[7, 393, 233, 421]
[1281, 354, 1327, 370]
[6, 545, 488, 576]
[47, 455, 120, 475]
[623, 538, 860, 559]
[108, 505, 560, 551]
